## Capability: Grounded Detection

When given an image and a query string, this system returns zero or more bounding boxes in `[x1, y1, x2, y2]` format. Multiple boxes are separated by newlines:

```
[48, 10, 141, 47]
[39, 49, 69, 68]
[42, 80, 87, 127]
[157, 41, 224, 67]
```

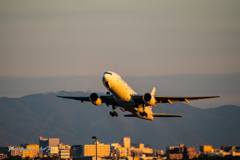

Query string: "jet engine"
[89, 93, 102, 106]
[143, 93, 156, 106]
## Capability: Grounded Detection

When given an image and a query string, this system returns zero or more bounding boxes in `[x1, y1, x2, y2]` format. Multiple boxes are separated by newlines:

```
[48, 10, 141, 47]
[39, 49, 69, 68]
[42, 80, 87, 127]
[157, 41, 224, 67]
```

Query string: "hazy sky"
[1, 0, 240, 77]
[1, 0, 240, 108]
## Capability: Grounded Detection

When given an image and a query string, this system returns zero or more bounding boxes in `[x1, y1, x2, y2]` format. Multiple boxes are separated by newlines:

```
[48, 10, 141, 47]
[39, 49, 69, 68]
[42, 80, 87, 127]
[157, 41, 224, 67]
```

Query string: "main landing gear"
[110, 111, 118, 117]
[140, 111, 148, 117]
[140, 104, 148, 117]
[110, 105, 118, 117]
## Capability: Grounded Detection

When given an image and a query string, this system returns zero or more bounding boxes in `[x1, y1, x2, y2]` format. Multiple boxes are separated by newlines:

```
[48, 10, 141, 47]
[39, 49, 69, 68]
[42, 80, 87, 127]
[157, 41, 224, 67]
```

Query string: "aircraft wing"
[57, 95, 118, 106]
[124, 113, 182, 117]
[57, 95, 90, 101]
[154, 95, 220, 104]
[152, 113, 182, 117]
[132, 95, 220, 105]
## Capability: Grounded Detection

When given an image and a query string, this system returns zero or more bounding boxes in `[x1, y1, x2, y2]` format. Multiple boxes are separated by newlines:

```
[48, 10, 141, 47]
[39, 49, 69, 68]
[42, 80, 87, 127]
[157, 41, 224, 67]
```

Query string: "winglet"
[151, 87, 156, 96]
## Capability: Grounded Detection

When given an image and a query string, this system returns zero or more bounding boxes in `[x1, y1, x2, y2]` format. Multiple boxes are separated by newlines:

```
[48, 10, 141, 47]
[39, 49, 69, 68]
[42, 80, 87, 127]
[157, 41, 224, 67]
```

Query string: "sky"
[0, 0, 240, 77]
[0, 1, 240, 108]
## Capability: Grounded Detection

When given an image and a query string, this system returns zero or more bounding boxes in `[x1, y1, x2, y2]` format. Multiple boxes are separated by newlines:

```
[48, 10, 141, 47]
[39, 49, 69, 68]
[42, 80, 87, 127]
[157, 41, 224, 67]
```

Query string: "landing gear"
[140, 104, 148, 117]
[110, 105, 118, 117]
[110, 111, 118, 117]
[140, 111, 148, 117]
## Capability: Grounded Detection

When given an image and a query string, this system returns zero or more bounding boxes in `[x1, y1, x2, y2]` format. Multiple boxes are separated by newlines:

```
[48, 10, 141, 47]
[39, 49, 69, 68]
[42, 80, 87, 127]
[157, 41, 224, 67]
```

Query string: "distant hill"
[0, 91, 240, 149]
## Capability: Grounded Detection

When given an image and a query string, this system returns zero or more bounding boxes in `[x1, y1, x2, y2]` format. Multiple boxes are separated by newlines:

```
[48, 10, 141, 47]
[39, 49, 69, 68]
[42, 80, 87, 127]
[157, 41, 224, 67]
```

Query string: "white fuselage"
[102, 71, 153, 120]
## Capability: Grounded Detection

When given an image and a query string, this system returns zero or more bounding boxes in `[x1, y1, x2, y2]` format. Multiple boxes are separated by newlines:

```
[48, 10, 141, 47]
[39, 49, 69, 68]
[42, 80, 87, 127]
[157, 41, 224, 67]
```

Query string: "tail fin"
[148, 87, 156, 111]
[151, 87, 156, 96]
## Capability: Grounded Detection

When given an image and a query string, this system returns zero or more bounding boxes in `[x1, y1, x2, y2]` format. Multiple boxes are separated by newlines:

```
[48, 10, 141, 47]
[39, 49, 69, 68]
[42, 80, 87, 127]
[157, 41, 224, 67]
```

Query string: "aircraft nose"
[102, 71, 112, 82]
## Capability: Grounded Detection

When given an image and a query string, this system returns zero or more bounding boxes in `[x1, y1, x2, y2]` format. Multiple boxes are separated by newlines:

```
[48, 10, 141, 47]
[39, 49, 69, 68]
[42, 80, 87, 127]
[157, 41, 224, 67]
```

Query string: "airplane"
[57, 71, 220, 121]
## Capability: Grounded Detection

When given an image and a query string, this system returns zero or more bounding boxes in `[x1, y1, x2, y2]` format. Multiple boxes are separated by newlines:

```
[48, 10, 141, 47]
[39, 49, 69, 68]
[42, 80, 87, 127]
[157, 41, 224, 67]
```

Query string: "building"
[0, 147, 10, 158]
[183, 146, 198, 159]
[123, 137, 131, 148]
[111, 137, 154, 158]
[80, 141, 110, 157]
[8, 146, 23, 157]
[110, 143, 121, 151]
[221, 145, 238, 152]
[167, 144, 185, 155]
[167, 144, 183, 160]
[117, 147, 128, 157]
[58, 144, 70, 159]
[39, 136, 60, 148]
[39, 136, 60, 156]
[139, 144, 153, 155]
[154, 150, 164, 157]
[50, 147, 59, 157]
[70, 147, 76, 158]
[166, 144, 199, 160]
[200, 145, 213, 153]
[0, 153, 7, 160]
[168, 153, 183, 160]
[130, 143, 153, 157]
[204, 145, 240, 157]
[0, 147, 8, 155]
[39, 136, 48, 148]
[71, 145, 80, 158]
[71, 145, 84, 158]
[22, 144, 39, 158]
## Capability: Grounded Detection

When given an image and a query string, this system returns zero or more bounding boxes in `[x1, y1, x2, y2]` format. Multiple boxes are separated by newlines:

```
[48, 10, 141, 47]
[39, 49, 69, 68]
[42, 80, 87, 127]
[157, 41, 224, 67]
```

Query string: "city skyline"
[2, 135, 240, 160]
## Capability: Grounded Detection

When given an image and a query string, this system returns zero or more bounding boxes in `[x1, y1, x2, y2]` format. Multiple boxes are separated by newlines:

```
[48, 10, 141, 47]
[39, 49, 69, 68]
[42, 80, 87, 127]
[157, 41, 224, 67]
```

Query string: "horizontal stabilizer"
[124, 114, 137, 117]
[152, 113, 182, 117]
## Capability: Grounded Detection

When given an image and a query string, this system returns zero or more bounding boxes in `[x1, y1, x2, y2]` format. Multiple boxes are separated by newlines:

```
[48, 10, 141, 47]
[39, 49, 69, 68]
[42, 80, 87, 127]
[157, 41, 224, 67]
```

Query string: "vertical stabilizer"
[151, 87, 156, 96]
[149, 87, 156, 111]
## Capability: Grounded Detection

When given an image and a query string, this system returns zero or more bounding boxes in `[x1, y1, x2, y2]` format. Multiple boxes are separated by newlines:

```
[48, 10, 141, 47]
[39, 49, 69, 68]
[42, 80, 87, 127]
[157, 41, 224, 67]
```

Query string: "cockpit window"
[104, 72, 112, 75]
[105, 81, 111, 89]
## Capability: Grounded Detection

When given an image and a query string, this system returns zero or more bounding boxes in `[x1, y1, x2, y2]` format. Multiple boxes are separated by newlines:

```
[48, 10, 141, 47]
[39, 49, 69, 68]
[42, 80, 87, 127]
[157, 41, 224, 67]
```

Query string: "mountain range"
[0, 91, 240, 150]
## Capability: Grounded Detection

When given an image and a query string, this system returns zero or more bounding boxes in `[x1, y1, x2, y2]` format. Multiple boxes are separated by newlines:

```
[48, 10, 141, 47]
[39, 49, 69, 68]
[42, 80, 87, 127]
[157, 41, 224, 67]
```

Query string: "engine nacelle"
[143, 93, 156, 106]
[89, 93, 102, 106]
